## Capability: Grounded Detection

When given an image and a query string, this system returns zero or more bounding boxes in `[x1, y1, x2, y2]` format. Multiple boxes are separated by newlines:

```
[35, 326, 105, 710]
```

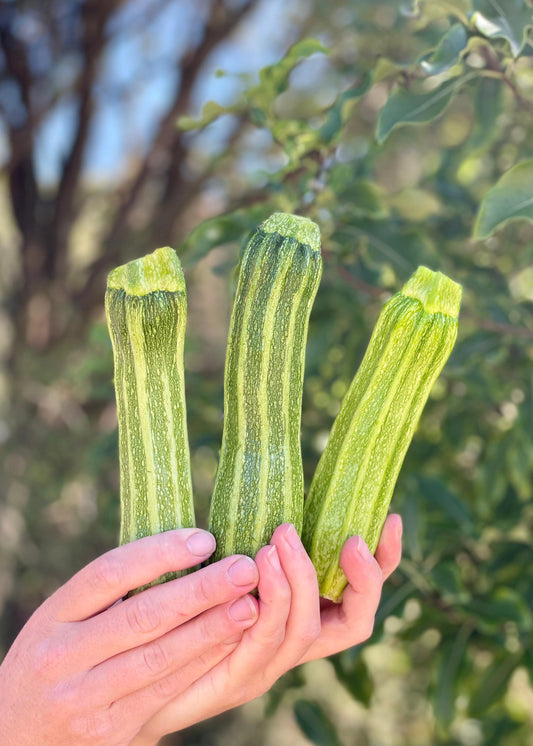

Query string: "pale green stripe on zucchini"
[302, 266, 462, 602]
[209, 213, 322, 561]
[105, 247, 195, 592]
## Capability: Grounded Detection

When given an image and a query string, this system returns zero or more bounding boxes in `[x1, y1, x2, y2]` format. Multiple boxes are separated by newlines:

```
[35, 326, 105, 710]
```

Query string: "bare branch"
[153, 114, 250, 245]
[51, 0, 123, 280]
[0, 21, 38, 245]
[77, 0, 260, 312]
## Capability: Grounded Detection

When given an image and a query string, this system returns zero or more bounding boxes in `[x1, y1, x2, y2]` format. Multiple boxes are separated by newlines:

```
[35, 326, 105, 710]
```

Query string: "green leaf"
[372, 57, 407, 84]
[430, 562, 465, 599]
[471, 0, 533, 58]
[329, 171, 389, 220]
[319, 74, 372, 144]
[376, 72, 477, 143]
[417, 475, 474, 530]
[177, 100, 236, 132]
[462, 588, 532, 629]
[270, 118, 320, 161]
[330, 652, 374, 707]
[416, 0, 471, 24]
[293, 700, 344, 746]
[177, 38, 328, 132]
[467, 76, 503, 152]
[419, 23, 469, 75]
[433, 624, 473, 729]
[179, 206, 274, 267]
[258, 37, 329, 96]
[335, 220, 438, 271]
[468, 652, 522, 716]
[473, 158, 533, 239]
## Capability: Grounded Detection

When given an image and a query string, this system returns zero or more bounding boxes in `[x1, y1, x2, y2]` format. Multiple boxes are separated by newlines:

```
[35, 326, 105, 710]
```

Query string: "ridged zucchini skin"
[302, 266, 462, 602]
[208, 213, 322, 562]
[105, 247, 195, 590]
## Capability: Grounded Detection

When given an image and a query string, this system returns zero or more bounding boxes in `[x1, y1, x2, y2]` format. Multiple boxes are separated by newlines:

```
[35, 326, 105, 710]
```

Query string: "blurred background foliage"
[1, 0, 533, 744]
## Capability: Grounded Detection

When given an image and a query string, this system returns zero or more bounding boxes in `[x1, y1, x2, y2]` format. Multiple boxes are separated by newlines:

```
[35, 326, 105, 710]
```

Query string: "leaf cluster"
[176, 1, 533, 743]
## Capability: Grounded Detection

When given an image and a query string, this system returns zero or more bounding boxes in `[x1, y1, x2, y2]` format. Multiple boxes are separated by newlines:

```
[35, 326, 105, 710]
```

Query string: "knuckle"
[142, 639, 171, 676]
[47, 679, 79, 719]
[86, 554, 124, 594]
[222, 633, 243, 647]
[202, 605, 235, 644]
[192, 572, 213, 607]
[70, 710, 113, 742]
[33, 636, 70, 679]
[149, 671, 180, 699]
[125, 594, 161, 635]
[194, 611, 217, 648]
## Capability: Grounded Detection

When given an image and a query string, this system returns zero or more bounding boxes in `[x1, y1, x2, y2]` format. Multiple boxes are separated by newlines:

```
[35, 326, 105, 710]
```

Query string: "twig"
[52, 0, 122, 282]
[76, 0, 260, 312]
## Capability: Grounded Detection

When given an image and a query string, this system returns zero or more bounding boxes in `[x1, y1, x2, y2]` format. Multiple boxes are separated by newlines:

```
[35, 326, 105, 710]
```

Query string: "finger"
[332, 535, 383, 626]
[374, 513, 403, 580]
[44, 529, 217, 622]
[131, 545, 294, 735]
[241, 543, 292, 651]
[85, 595, 259, 706]
[270, 524, 321, 661]
[188, 544, 292, 703]
[300, 535, 383, 662]
[112, 634, 244, 745]
[67, 554, 259, 669]
[181, 528, 320, 710]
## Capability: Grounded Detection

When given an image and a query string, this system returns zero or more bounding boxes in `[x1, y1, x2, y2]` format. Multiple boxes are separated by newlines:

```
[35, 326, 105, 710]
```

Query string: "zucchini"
[105, 247, 195, 590]
[208, 212, 322, 562]
[302, 266, 462, 602]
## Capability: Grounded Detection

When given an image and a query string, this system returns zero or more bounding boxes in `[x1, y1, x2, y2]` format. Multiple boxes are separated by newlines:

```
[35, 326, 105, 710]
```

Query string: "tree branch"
[156, 113, 250, 246]
[0, 21, 38, 244]
[76, 0, 260, 312]
[51, 0, 122, 281]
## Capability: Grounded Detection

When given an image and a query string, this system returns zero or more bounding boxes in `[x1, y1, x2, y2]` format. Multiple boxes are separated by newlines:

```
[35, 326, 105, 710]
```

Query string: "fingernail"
[267, 544, 281, 571]
[228, 596, 257, 623]
[393, 515, 403, 539]
[355, 536, 373, 563]
[226, 556, 258, 587]
[284, 524, 301, 550]
[186, 531, 216, 557]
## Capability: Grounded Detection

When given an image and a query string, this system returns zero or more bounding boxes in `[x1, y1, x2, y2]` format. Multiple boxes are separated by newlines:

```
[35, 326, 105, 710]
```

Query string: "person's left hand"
[133, 514, 402, 744]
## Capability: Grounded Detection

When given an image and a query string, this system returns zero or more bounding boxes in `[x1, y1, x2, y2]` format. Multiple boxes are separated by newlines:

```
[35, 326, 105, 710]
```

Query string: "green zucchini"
[208, 212, 322, 562]
[105, 247, 195, 590]
[302, 266, 462, 602]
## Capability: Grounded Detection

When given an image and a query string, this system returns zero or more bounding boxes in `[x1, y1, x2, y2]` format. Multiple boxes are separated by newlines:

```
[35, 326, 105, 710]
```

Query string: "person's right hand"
[0, 529, 260, 746]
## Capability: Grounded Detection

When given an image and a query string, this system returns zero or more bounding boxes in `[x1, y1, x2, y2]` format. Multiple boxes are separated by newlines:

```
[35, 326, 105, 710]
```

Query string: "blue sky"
[33, 0, 303, 185]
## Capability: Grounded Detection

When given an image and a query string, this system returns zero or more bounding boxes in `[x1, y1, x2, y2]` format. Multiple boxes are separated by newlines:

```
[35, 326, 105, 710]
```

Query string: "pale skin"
[0, 515, 402, 746]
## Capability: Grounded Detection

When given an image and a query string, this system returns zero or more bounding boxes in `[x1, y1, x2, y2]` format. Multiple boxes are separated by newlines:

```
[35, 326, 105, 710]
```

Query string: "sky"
[32, 0, 305, 185]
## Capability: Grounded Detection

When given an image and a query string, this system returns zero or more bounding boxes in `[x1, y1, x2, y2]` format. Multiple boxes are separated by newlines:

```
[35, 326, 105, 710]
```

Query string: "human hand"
[135, 514, 402, 742]
[299, 512, 403, 662]
[0, 529, 260, 746]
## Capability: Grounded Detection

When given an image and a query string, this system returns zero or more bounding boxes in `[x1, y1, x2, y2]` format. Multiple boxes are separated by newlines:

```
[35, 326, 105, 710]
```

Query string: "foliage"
[175, 1, 533, 743]
[1, 0, 533, 744]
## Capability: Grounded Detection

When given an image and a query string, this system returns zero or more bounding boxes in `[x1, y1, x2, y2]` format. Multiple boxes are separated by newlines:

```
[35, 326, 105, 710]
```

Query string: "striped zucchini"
[105, 247, 195, 591]
[302, 266, 462, 602]
[208, 212, 322, 562]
